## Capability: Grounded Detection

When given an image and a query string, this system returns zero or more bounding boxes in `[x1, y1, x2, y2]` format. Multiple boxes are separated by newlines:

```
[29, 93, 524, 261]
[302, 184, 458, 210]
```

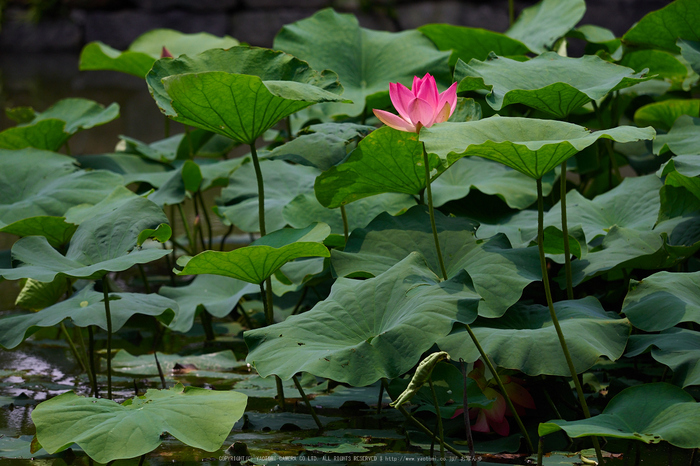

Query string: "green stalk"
[460, 359, 476, 465]
[192, 193, 207, 252]
[508, 0, 515, 25]
[293, 374, 323, 431]
[197, 192, 214, 250]
[381, 379, 465, 459]
[75, 327, 95, 392]
[220, 225, 234, 251]
[537, 179, 602, 464]
[429, 379, 446, 466]
[138, 264, 151, 294]
[88, 326, 98, 397]
[101, 278, 113, 400]
[340, 205, 349, 244]
[537, 437, 544, 466]
[560, 162, 574, 300]
[421, 143, 448, 281]
[464, 325, 534, 452]
[177, 203, 196, 254]
[250, 143, 266, 236]
[61, 322, 87, 374]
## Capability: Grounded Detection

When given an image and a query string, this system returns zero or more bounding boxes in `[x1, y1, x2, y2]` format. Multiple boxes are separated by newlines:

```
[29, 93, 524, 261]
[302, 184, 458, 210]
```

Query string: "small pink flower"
[373, 73, 458, 133]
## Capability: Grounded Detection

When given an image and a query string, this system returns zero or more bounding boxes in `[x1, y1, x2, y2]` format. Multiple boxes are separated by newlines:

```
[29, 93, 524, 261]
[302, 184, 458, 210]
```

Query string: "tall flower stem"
[340, 205, 349, 244]
[537, 178, 602, 463]
[101, 278, 113, 400]
[429, 379, 446, 466]
[250, 142, 286, 410]
[421, 141, 532, 453]
[560, 162, 574, 300]
[421, 143, 448, 280]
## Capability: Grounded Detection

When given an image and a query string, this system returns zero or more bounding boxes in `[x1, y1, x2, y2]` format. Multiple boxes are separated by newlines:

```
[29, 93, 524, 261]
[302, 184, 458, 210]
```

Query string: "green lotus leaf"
[567, 24, 619, 53]
[420, 117, 656, 179]
[679, 39, 700, 75]
[178, 224, 331, 284]
[431, 157, 554, 209]
[147, 47, 348, 145]
[137, 223, 172, 246]
[0, 196, 171, 282]
[32, 383, 247, 463]
[245, 253, 480, 386]
[80, 29, 239, 78]
[111, 350, 244, 376]
[283, 192, 416, 235]
[665, 170, 700, 202]
[315, 127, 443, 208]
[159, 275, 258, 333]
[232, 372, 328, 399]
[654, 115, 700, 155]
[216, 160, 319, 232]
[270, 257, 326, 297]
[623, 0, 700, 53]
[654, 185, 700, 257]
[438, 297, 631, 376]
[542, 224, 586, 260]
[538, 383, 700, 448]
[455, 53, 650, 118]
[148, 160, 202, 207]
[0, 284, 177, 349]
[505, 0, 586, 53]
[76, 152, 173, 187]
[569, 227, 667, 286]
[119, 134, 181, 163]
[659, 155, 700, 178]
[634, 99, 700, 131]
[0, 149, 124, 240]
[622, 271, 700, 332]
[620, 49, 690, 91]
[626, 328, 700, 388]
[263, 123, 374, 171]
[15, 277, 68, 312]
[331, 206, 540, 318]
[418, 24, 531, 67]
[274, 8, 451, 119]
[5, 106, 36, 124]
[0, 99, 119, 151]
[477, 210, 539, 249]
[545, 175, 662, 243]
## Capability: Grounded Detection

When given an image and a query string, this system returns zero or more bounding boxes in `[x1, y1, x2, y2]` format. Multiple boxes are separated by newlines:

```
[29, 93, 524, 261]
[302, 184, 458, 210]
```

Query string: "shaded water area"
[1, 54, 700, 466]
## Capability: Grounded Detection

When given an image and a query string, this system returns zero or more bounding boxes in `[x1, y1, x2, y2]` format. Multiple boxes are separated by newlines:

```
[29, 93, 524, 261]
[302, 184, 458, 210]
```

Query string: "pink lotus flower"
[373, 73, 458, 133]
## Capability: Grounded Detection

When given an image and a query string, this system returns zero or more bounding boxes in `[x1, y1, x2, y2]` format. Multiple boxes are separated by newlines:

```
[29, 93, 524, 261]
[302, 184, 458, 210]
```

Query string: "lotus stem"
[275, 376, 286, 411]
[137, 264, 151, 294]
[88, 326, 98, 397]
[508, 0, 515, 25]
[154, 352, 166, 389]
[376, 382, 384, 415]
[220, 224, 234, 251]
[60, 322, 87, 375]
[236, 302, 255, 329]
[192, 194, 207, 252]
[463, 325, 534, 452]
[537, 178, 602, 464]
[197, 192, 214, 249]
[381, 378, 466, 459]
[75, 326, 95, 392]
[560, 162, 574, 300]
[537, 437, 544, 466]
[249, 143, 266, 236]
[293, 374, 323, 431]
[200, 307, 215, 342]
[421, 143, 448, 281]
[460, 359, 476, 465]
[429, 379, 446, 466]
[101, 278, 113, 400]
[177, 203, 195, 254]
[340, 205, 349, 243]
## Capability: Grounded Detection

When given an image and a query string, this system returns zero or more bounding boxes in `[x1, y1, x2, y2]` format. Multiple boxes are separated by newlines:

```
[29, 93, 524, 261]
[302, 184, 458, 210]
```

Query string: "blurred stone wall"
[0, 0, 672, 53]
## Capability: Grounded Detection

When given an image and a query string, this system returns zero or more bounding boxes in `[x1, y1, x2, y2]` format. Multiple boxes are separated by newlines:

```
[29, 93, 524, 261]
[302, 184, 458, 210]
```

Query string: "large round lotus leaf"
[147, 47, 348, 145]
[331, 205, 540, 319]
[654, 116, 700, 156]
[80, 29, 239, 78]
[634, 100, 700, 131]
[245, 253, 480, 386]
[274, 8, 451, 118]
[216, 160, 319, 233]
[283, 192, 416, 235]
[438, 297, 631, 376]
[626, 328, 700, 388]
[569, 227, 667, 286]
[679, 39, 700, 75]
[160, 275, 258, 333]
[0, 99, 120, 151]
[539, 383, 700, 448]
[455, 53, 650, 118]
[76, 152, 173, 187]
[147, 160, 202, 207]
[0, 196, 171, 282]
[314, 127, 443, 208]
[0, 284, 177, 349]
[623, 0, 700, 53]
[431, 157, 554, 209]
[545, 175, 662, 243]
[622, 271, 700, 332]
[418, 24, 531, 67]
[0, 149, 123, 231]
[420, 117, 656, 179]
[263, 123, 374, 171]
[619, 49, 689, 90]
[32, 383, 247, 463]
[666, 171, 700, 202]
[505, 0, 585, 53]
[178, 223, 331, 284]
